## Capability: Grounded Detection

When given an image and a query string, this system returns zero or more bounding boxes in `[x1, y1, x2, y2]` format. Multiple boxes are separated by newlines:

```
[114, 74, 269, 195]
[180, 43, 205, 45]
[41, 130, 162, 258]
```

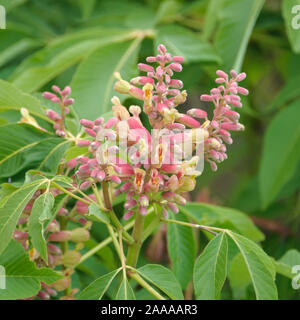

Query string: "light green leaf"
[0, 240, 62, 300]
[194, 232, 228, 300]
[167, 211, 196, 289]
[78, 269, 120, 300]
[65, 145, 88, 162]
[71, 38, 141, 119]
[275, 249, 300, 279]
[155, 25, 221, 63]
[0, 79, 49, 122]
[0, 179, 46, 255]
[215, 0, 264, 72]
[259, 100, 300, 208]
[203, 0, 220, 40]
[137, 264, 184, 300]
[228, 253, 251, 299]
[88, 204, 110, 224]
[29, 192, 55, 262]
[0, 123, 68, 178]
[181, 202, 264, 242]
[227, 231, 278, 300]
[11, 28, 133, 93]
[282, 0, 300, 53]
[115, 278, 136, 300]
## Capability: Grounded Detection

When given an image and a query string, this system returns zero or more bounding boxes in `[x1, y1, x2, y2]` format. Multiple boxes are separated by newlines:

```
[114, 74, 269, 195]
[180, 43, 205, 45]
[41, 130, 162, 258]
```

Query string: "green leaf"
[155, 25, 221, 63]
[29, 192, 55, 262]
[167, 211, 196, 289]
[0, 240, 62, 300]
[78, 269, 120, 300]
[227, 231, 278, 300]
[71, 38, 141, 119]
[203, 0, 220, 40]
[115, 278, 136, 300]
[275, 249, 300, 279]
[0, 79, 49, 122]
[137, 264, 184, 300]
[193, 232, 228, 300]
[266, 73, 300, 111]
[88, 204, 110, 224]
[181, 202, 264, 242]
[11, 28, 133, 93]
[215, 0, 264, 72]
[65, 145, 88, 162]
[259, 100, 300, 208]
[282, 0, 300, 53]
[0, 123, 68, 178]
[228, 253, 251, 299]
[0, 179, 46, 255]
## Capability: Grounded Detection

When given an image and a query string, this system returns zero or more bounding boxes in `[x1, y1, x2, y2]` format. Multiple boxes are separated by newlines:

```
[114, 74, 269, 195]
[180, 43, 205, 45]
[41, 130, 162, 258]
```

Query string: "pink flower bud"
[169, 79, 183, 89]
[139, 194, 149, 207]
[139, 206, 148, 216]
[236, 72, 246, 81]
[230, 70, 238, 78]
[200, 94, 213, 101]
[43, 92, 57, 100]
[51, 278, 70, 291]
[13, 230, 28, 240]
[61, 86, 71, 96]
[46, 220, 60, 233]
[37, 291, 50, 300]
[77, 140, 91, 147]
[173, 56, 184, 63]
[187, 108, 207, 119]
[216, 78, 225, 83]
[49, 231, 71, 242]
[56, 129, 66, 137]
[123, 210, 134, 220]
[211, 120, 219, 129]
[66, 158, 77, 169]
[209, 161, 218, 171]
[168, 63, 182, 72]
[58, 208, 68, 216]
[162, 207, 169, 218]
[47, 244, 62, 255]
[96, 170, 106, 181]
[216, 70, 228, 79]
[177, 114, 201, 128]
[167, 202, 179, 214]
[46, 109, 60, 121]
[104, 117, 118, 129]
[138, 63, 154, 73]
[129, 86, 144, 100]
[124, 199, 137, 210]
[51, 97, 61, 103]
[80, 181, 91, 190]
[80, 119, 94, 128]
[51, 85, 61, 93]
[85, 128, 96, 137]
[146, 56, 157, 63]
[158, 44, 167, 54]
[64, 98, 74, 106]
[237, 86, 249, 95]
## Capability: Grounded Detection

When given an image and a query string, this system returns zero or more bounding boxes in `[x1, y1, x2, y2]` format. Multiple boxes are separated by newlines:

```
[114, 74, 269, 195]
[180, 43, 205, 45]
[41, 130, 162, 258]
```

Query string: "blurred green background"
[0, 0, 299, 299]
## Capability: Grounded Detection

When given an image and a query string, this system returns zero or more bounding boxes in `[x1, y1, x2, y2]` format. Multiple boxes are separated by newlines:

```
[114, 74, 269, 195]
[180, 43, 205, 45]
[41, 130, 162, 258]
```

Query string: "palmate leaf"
[215, 0, 264, 72]
[181, 202, 264, 242]
[71, 38, 141, 119]
[0, 123, 70, 178]
[11, 28, 134, 93]
[167, 211, 196, 289]
[78, 269, 120, 300]
[259, 100, 300, 208]
[0, 178, 46, 255]
[193, 232, 228, 300]
[137, 264, 184, 300]
[155, 25, 221, 63]
[0, 240, 62, 300]
[29, 192, 55, 263]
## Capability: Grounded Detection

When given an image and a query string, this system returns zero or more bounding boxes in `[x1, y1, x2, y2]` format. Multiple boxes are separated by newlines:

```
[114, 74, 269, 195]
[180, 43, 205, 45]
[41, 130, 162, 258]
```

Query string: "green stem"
[52, 182, 91, 205]
[161, 218, 219, 235]
[126, 212, 145, 267]
[128, 270, 166, 300]
[100, 181, 134, 243]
